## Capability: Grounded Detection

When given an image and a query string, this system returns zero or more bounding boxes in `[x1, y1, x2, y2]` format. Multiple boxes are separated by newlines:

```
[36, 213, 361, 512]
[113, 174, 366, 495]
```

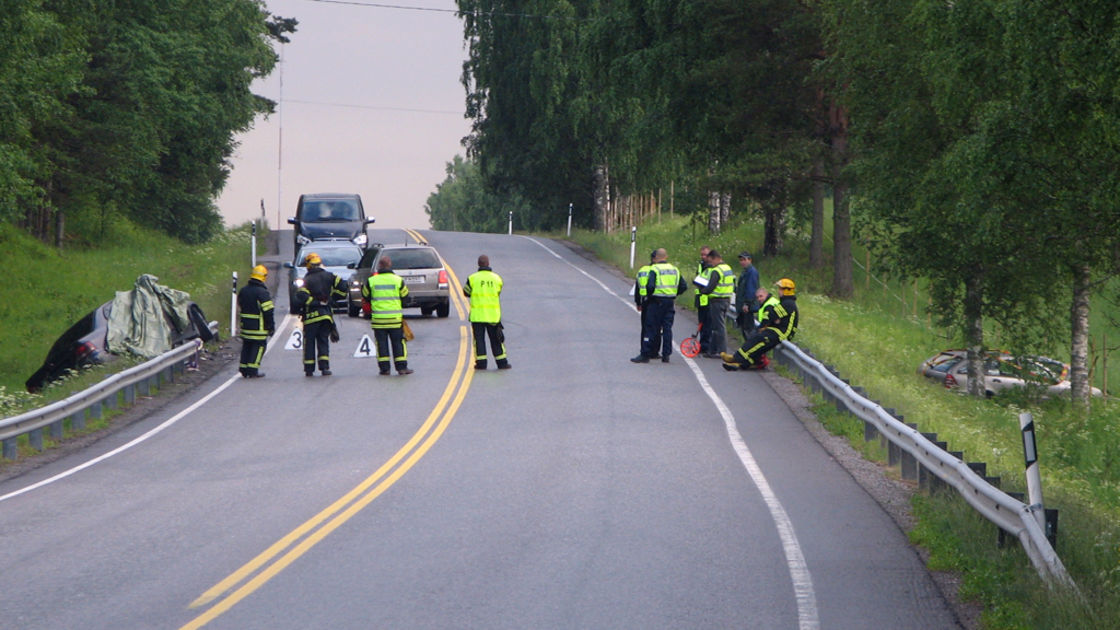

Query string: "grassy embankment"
[0, 219, 265, 430]
[560, 212, 1119, 630]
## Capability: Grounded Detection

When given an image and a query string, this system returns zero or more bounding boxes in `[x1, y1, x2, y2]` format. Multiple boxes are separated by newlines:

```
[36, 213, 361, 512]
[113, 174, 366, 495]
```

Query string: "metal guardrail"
[0, 322, 219, 460]
[774, 340, 1076, 589]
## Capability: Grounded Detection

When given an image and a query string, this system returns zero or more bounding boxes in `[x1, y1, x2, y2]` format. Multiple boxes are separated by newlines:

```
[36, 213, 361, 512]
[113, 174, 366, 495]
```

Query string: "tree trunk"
[55, 210, 65, 249]
[720, 191, 731, 227]
[1069, 263, 1092, 409]
[708, 190, 721, 234]
[830, 180, 853, 297]
[593, 162, 609, 232]
[830, 103, 854, 297]
[964, 273, 986, 397]
[810, 158, 825, 268]
[763, 203, 784, 256]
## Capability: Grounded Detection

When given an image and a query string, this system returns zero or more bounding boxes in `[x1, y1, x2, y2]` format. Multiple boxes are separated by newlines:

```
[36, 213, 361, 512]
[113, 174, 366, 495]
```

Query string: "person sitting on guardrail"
[721, 278, 798, 371]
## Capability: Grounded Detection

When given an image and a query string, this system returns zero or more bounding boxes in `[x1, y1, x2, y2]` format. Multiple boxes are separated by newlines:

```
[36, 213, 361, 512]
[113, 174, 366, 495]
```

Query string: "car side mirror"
[366, 217, 376, 225]
[287, 217, 297, 225]
[347, 262, 356, 269]
[283, 262, 294, 269]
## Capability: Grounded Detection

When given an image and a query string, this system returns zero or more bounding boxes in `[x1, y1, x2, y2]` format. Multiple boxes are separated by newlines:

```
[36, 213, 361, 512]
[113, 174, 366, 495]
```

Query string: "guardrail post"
[140, 376, 152, 397]
[124, 383, 135, 405]
[2, 438, 16, 460]
[900, 423, 919, 481]
[1044, 509, 1059, 548]
[30, 427, 43, 451]
[104, 391, 117, 411]
[71, 409, 85, 431]
[90, 400, 102, 420]
[50, 420, 63, 440]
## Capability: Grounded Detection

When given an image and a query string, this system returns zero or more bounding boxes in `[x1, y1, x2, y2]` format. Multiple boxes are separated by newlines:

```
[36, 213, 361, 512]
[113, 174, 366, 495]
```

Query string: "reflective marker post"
[1020, 412, 1046, 530]
[230, 271, 238, 339]
[251, 220, 257, 267]
[629, 226, 636, 270]
[566, 203, 573, 237]
[508, 210, 513, 235]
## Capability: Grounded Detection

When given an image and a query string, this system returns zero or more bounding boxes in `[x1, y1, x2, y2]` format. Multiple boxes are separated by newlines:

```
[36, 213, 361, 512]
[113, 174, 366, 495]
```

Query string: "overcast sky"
[216, 0, 471, 230]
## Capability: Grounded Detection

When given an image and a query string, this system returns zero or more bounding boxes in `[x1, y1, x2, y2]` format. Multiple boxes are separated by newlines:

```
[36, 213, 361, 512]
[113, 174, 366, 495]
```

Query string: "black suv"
[288, 193, 375, 248]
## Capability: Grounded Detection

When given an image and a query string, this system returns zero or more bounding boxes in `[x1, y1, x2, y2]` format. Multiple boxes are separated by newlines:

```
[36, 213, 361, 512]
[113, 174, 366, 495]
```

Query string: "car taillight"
[438, 269, 449, 289]
[944, 373, 956, 389]
[75, 342, 96, 360]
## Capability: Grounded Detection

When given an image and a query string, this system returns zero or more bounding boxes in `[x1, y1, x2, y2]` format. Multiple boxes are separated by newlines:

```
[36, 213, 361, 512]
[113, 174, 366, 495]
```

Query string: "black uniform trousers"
[374, 326, 408, 374]
[638, 304, 662, 358]
[641, 297, 675, 359]
[303, 310, 334, 374]
[697, 301, 712, 353]
[239, 338, 266, 376]
[737, 307, 757, 339]
[471, 322, 509, 368]
[732, 327, 781, 367]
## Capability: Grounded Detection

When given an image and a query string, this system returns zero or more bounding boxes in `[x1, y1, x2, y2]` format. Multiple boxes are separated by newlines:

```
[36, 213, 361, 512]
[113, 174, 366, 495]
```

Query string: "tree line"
[0, 0, 295, 245]
[428, 0, 1120, 406]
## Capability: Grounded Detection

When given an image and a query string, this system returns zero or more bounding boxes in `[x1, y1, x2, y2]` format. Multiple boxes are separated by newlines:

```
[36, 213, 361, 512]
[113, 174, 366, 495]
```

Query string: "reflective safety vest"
[635, 264, 653, 303]
[650, 262, 681, 298]
[363, 271, 408, 329]
[710, 263, 735, 298]
[465, 268, 503, 323]
[695, 261, 709, 307]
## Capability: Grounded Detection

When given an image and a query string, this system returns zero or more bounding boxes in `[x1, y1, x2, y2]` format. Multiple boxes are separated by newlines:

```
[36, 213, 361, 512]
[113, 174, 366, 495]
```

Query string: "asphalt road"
[0, 229, 961, 629]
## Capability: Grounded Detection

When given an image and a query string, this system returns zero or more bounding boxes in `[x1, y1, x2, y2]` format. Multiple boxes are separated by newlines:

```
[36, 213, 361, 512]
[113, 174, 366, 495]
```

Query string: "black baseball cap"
[738, 251, 752, 259]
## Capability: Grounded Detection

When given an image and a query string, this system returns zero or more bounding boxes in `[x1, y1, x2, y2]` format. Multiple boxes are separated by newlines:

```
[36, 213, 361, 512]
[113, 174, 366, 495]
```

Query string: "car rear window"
[385, 248, 441, 270]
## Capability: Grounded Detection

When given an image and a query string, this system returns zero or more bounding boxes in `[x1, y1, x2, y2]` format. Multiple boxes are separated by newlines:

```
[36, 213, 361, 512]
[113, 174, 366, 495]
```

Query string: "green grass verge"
[558, 213, 1120, 629]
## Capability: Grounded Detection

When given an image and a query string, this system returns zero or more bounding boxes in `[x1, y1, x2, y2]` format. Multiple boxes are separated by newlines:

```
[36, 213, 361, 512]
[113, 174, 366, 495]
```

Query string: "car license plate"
[403, 276, 424, 284]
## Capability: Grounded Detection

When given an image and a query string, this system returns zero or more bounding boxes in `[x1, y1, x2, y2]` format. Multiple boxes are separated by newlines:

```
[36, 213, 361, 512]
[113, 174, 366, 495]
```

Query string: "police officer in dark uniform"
[238, 265, 275, 378]
[632, 248, 688, 363]
[634, 250, 659, 360]
[295, 252, 346, 376]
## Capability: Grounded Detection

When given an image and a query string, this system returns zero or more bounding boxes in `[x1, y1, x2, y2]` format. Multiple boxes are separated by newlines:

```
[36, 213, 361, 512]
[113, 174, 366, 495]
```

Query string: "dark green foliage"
[0, 0, 295, 244]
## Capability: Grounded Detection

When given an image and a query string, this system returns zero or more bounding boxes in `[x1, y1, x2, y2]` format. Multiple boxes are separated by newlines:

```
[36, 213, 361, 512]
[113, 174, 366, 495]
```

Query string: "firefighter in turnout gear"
[697, 249, 735, 357]
[238, 265, 275, 378]
[721, 278, 798, 371]
[463, 254, 510, 370]
[295, 252, 346, 376]
[632, 248, 688, 363]
[362, 255, 413, 375]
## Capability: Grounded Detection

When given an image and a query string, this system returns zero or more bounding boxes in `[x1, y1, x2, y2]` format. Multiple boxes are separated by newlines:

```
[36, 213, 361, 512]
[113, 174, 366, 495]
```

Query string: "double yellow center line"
[182, 230, 471, 628]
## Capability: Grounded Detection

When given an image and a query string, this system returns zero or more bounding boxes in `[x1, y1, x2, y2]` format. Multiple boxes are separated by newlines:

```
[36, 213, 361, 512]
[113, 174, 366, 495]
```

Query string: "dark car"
[26, 301, 212, 393]
[284, 241, 364, 312]
[348, 243, 450, 318]
[287, 192, 375, 248]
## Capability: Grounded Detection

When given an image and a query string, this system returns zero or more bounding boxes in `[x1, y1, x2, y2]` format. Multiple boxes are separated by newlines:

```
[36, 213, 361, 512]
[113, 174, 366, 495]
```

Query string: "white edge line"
[0, 314, 296, 503]
[522, 235, 819, 630]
